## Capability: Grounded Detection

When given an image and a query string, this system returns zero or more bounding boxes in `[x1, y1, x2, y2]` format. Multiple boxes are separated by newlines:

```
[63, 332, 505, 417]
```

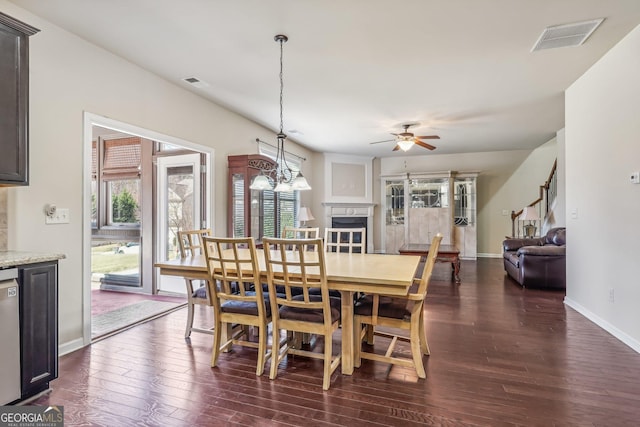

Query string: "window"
[91, 136, 142, 228]
[107, 179, 140, 225]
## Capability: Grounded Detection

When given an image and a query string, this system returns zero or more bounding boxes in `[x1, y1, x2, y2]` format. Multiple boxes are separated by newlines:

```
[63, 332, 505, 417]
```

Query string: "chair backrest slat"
[178, 229, 211, 257]
[282, 226, 320, 252]
[263, 238, 330, 321]
[410, 234, 443, 300]
[324, 227, 366, 254]
[202, 236, 266, 310]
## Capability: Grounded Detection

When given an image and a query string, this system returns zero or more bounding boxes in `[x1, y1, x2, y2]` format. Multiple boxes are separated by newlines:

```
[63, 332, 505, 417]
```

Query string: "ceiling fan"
[370, 123, 440, 152]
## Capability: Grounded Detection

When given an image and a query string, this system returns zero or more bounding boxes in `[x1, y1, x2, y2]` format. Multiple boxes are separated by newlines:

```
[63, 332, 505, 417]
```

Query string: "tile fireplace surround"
[323, 202, 375, 253]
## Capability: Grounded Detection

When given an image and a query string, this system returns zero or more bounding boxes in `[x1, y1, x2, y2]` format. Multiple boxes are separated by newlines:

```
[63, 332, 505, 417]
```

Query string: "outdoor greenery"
[91, 243, 138, 273]
[112, 189, 139, 223]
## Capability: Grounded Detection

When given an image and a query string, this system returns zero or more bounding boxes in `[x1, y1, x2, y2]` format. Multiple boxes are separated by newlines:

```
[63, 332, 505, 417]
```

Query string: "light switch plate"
[45, 208, 70, 224]
[631, 172, 640, 184]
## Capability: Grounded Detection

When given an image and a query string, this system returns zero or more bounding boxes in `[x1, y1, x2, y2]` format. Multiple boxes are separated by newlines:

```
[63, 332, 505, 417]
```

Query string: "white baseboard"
[59, 337, 85, 357]
[564, 297, 640, 354]
[477, 252, 502, 258]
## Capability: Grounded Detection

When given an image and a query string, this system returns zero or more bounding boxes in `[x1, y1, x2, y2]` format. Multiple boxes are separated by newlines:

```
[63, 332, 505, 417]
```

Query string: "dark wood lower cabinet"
[18, 261, 58, 399]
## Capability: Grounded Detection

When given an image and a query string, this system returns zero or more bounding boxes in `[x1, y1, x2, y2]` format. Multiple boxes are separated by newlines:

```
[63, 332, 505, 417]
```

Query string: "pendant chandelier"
[250, 34, 311, 192]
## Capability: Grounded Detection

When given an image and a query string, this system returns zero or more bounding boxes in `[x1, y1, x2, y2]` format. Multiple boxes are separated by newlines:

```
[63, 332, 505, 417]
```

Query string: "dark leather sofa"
[502, 227, 566, 289]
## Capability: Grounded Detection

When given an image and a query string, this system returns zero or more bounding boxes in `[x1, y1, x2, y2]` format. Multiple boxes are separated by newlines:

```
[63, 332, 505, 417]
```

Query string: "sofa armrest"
[517, 245, 565, 257]
[503, 238, 542, 252]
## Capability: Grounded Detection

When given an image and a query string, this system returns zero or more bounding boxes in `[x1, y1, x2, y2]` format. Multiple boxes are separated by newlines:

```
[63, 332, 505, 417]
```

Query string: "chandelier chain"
[279, 37, 284, 135]
[250, 34, 311, 192]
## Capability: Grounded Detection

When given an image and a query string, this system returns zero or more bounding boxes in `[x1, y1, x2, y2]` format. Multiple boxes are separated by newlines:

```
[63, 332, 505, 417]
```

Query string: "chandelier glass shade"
[249, 34, 311, 192]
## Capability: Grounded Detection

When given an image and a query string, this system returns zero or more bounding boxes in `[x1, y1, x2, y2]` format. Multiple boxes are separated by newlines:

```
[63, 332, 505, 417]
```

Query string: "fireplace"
[331, 216, 368, 252]
[323, 202, 375, 253]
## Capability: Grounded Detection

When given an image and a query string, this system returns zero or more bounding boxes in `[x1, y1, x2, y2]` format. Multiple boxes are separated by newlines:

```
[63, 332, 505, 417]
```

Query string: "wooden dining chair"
[202, 236, 273, 376]
[324, 227, 366, 254]
[282, 226, 320, 252]
[263, 237, 342, 390]
[354, 233, 442, 378]
[177, 228, 213, 338]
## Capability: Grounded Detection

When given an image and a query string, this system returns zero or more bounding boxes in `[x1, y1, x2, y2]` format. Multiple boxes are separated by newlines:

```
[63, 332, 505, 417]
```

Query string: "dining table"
[155, 250, 421, 375]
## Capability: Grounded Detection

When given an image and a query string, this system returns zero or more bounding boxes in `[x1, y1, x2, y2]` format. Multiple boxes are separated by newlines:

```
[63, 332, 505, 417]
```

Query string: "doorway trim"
[82, 112, 214, 346]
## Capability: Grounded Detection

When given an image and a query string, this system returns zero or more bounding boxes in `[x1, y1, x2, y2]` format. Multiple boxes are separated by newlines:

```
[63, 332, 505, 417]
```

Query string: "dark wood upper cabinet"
[227, 154, 276, 239]
[0, 12, 39, 186]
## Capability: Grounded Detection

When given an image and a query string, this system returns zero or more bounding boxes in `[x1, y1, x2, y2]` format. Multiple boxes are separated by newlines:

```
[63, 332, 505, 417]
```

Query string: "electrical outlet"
[502, 209, 509, 216]
[608, 288, 615, 303]
[45, 208, 70, 224]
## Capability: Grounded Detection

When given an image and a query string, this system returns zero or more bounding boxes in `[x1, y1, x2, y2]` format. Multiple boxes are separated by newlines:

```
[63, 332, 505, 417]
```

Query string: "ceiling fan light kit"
[249, 34, 311, 192]
[397, 138, 415, 152]
[371, 123, 440, 152]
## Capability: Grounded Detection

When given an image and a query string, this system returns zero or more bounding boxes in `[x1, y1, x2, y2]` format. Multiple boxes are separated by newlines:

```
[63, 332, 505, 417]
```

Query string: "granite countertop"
[0, 251, 66, 268]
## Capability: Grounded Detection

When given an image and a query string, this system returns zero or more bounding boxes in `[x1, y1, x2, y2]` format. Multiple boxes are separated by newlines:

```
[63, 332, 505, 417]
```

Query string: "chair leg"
[184, 279, 196, 338]
[354, 317, 362, 368]
[410, 316, 426, 378]
[323, 331, 332, 391]
[365, 324, 374, 345]
[256, 324, 267, 376]
[221, 323, 233, 352]
[211, 319, 222, 368]
[185, 300, 195, 338]
[269, 324, 282, 380]
[419, 310, 430, 356]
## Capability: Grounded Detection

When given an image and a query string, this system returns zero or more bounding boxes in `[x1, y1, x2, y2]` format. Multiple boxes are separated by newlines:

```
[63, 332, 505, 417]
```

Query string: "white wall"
[565, 24, 640, 351]
[496, 137, 560, 240]
[379, 147, 558, 255]
[1, 2, 315, 348]
[553, 128, 566, 227]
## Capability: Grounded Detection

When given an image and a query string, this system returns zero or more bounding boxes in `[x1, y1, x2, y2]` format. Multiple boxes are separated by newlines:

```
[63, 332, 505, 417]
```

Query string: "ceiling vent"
[531, 18, 604, 51]
[182, 76, 209, 88]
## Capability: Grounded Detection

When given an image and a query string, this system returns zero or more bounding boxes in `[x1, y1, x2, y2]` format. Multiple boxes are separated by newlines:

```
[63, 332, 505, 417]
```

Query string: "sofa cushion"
[552, 228, 566, 246]
[503, 251, 520, 267]
[518, 245, 565, 256]
[503, 237, 542, 251]
[544, 227, 567, 246]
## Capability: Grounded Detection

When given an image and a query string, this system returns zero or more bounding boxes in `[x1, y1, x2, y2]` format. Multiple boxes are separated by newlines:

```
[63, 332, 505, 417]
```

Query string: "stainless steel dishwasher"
[0, 268, 21, 405]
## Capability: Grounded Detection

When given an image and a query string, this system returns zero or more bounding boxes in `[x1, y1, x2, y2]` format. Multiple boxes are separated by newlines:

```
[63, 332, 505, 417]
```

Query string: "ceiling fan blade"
[369, 139, 395, 145]
[415, 140, 436, 150]
[416, 135, 440, 140]
[392, 144, 401, 151]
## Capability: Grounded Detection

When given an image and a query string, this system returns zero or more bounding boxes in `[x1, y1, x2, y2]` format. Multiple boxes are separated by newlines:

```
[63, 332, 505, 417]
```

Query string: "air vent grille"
[532, 18, 604, 51]
[182, 76, 209, 88]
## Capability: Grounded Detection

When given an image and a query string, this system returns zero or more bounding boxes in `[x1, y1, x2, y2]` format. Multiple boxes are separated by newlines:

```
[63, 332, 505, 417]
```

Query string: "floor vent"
[532, 18, 604, 51]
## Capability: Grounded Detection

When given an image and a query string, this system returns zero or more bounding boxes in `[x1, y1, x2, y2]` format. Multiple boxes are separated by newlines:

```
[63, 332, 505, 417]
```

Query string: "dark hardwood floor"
[32, 258, 640, 426]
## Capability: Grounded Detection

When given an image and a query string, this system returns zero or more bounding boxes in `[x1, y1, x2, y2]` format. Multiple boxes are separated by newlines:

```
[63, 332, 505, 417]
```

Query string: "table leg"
[453, 258, 461, 284]
[340, 290, 354, 375]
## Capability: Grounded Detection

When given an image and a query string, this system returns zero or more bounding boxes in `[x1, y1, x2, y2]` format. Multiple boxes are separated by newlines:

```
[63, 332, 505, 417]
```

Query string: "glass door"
[156, 153, 202, 294]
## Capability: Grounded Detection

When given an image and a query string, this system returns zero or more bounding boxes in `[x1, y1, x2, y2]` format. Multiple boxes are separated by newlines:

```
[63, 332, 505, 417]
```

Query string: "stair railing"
[510, 159, 557, 237]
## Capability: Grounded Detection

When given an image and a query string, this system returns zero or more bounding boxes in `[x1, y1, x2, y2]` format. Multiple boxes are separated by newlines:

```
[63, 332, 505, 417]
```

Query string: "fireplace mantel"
[322, 202, 375, 217]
